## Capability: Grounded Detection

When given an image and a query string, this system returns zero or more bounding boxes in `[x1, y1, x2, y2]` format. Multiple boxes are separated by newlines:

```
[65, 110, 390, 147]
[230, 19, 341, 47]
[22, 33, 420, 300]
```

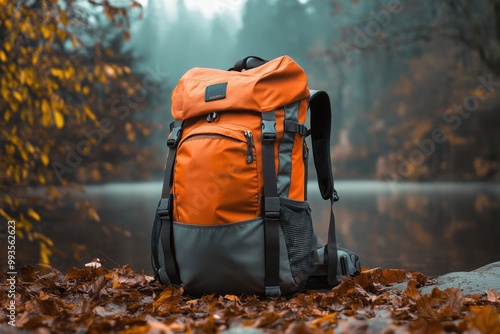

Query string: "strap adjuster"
[296, 123, 307, 136]
[284, 120, 308, 136]
[264, 197, 280, 219]
[157, 198, 170, 217]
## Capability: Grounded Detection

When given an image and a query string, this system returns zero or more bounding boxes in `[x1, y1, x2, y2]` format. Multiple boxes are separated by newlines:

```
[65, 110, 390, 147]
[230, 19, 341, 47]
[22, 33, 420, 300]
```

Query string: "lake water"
[7, 181, 500, 277]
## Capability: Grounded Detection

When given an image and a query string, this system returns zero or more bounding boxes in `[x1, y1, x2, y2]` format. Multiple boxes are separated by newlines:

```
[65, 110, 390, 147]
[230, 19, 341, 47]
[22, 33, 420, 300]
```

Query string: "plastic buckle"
[333, 189, 340, 202]
[296, 123, 308, 136]
[167, 125, 182, 148]
[262, 120, 277, 141]
[265, 211, 280, 219]
[157, 198, 170, 217]
[264, 197, 280, 219]
[265, 286, 281, 297]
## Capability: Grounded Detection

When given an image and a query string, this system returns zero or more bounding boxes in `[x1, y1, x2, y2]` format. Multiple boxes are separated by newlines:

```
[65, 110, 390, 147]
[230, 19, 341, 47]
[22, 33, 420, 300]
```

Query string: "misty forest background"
[1, 0, 500, 267]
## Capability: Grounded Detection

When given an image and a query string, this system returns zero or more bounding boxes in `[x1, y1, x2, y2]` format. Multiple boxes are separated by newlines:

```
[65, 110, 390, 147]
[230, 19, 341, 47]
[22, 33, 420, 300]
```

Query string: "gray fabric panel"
[338, 248, 361, 277]
[277, 101, 300, 197]
[173, 218, 266, 296]
[312, 246, 361, 278]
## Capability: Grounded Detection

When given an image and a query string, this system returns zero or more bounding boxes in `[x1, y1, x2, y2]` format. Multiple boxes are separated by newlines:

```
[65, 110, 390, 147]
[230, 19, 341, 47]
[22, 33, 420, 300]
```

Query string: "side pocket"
[280, 198, 314, 286]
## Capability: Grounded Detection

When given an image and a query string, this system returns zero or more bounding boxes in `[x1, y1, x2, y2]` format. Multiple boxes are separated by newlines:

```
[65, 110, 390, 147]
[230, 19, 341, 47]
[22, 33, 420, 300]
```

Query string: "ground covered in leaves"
[1, 264, 499, 333]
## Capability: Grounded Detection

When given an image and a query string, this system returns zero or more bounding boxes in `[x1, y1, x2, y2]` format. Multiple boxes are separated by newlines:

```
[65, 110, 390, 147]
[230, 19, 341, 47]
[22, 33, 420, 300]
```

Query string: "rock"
[420, 261, 500, 296]
[389, 262, 500, 296]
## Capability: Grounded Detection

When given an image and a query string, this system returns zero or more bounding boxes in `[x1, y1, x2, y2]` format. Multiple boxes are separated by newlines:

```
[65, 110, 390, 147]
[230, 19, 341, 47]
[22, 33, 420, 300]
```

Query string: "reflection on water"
[7, 181, 500, 277]
[310, 181, 500, 276]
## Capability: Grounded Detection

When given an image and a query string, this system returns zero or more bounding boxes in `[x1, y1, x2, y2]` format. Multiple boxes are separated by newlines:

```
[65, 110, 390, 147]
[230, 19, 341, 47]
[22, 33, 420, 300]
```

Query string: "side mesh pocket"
[280, 198, 314, 286]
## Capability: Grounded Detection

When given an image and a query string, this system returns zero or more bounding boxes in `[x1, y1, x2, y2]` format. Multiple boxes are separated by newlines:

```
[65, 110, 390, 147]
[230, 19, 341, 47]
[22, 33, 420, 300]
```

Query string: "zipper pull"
[206, 112, 218, 123]
[244, 130, 254, 163]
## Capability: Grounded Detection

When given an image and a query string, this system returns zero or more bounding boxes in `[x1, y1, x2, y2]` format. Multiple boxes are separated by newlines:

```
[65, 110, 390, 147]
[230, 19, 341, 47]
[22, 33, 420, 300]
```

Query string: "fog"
[129, 0, 500, 181]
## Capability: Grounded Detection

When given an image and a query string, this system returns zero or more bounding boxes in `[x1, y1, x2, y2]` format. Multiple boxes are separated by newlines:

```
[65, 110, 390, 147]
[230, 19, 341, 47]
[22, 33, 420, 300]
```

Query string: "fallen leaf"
[404, 279, 421, 300]
[468, 305, 500, 334]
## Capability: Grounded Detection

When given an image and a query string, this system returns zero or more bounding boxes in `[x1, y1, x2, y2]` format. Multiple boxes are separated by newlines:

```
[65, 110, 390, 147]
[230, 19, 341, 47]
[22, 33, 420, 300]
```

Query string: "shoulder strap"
[309, 90, 338, 201]
[309, 90, 339, 286]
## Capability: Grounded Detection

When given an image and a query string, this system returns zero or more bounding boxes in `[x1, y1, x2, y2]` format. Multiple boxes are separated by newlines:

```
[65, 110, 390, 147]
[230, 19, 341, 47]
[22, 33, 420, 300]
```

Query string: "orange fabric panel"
[172, 124, 260, 225]
[169, 56, 313, 225]
[288, 135, 306, 200]
[171, 56, 309, 119]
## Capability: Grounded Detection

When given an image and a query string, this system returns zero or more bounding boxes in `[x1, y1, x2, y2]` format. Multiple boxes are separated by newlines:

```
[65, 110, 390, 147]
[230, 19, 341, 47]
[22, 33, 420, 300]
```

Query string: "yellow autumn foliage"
[0, 0, 145, 267]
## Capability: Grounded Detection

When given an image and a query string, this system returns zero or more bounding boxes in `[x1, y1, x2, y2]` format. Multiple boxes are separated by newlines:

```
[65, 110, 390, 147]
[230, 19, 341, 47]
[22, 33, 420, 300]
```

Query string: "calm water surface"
[7, 181, 500, 277]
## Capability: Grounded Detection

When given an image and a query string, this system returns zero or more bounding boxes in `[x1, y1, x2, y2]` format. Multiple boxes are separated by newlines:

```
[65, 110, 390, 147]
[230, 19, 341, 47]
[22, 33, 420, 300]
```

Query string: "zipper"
[244, 130, 254, 163]
[206, 112, 218, 122]
[303, 140, 309, 200]
[184, 134, 239, 144]
[183, 130, 254, 164]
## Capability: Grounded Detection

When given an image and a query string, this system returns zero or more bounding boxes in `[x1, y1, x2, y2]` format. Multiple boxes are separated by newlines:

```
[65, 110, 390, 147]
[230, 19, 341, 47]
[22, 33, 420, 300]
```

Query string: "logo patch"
[205, 82, 228, 102]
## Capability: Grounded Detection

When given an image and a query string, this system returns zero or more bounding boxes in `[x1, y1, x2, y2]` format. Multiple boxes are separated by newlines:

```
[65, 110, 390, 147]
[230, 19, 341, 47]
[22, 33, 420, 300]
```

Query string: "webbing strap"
[261, 111, 281, 297]
[158, 198, 181, 285]
[284, 120, 309, 136]
[151, 120, 183, 286]
[327, 197, 339, 286]
[161, 120, 184, 198]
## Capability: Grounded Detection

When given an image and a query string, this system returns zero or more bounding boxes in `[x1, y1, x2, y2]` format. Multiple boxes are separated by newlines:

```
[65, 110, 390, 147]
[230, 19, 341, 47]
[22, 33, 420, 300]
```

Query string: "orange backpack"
[151, 56, 360, 297]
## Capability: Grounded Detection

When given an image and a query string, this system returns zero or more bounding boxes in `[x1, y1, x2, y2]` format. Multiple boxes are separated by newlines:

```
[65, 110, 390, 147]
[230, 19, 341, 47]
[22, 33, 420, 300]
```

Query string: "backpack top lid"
[171, 55, 309, 120]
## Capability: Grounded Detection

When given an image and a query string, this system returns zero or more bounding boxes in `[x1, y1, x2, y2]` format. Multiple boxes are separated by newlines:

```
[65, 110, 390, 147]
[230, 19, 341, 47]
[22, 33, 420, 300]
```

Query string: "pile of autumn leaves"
[1, 264, 499, 333]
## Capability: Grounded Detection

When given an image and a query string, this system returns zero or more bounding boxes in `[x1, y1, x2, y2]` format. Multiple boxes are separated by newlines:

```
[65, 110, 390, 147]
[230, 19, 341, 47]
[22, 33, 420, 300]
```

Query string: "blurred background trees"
[0, 0, 165, 266]
[132, 0, 500, 182]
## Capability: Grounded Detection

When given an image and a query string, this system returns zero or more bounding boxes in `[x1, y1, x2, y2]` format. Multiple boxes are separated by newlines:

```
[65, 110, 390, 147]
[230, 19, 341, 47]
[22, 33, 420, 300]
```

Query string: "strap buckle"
[262, 120, 277, 141]
[264, 197, 280, 219]
[296, 123, 308, 136]
[284, 120, 308, 136]
[157, 198, 170, 217]
[265, 286, 282, 297]
[333, 189, 340, 202]
[167, 122, 183, 148]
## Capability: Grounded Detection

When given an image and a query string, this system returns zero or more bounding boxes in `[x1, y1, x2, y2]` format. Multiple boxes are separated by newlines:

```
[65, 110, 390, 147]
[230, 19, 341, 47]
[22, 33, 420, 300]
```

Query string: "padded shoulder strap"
[309, 90, 337, 201]
[309, 90, 340, 286]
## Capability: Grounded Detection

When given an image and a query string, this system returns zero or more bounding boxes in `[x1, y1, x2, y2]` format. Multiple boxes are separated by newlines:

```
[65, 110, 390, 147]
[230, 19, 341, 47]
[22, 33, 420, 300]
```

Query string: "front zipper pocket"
[172, 125, 259, 225]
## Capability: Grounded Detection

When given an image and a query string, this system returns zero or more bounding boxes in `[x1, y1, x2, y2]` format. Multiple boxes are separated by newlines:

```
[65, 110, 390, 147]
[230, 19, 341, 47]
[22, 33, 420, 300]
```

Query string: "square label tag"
[205, 82, 228, 102]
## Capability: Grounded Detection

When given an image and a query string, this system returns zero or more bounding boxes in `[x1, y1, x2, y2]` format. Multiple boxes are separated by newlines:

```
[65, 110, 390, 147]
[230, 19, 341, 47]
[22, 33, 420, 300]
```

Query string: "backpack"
[151, 55, 360, 297]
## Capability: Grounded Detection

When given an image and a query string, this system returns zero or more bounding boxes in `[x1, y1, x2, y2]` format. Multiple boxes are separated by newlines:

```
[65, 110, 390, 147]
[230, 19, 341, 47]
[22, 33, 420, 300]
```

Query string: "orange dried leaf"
[404, 279, 421, 301]
[88, 208, 100, 222]
[417, 288, 464, 320]
[468, 305, 500, 334]
[224, 294, 239, 302]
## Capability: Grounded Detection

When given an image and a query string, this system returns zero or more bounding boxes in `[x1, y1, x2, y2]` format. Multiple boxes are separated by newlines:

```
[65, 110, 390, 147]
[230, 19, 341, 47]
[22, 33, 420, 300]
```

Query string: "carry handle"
[230, 56, 267, 71]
